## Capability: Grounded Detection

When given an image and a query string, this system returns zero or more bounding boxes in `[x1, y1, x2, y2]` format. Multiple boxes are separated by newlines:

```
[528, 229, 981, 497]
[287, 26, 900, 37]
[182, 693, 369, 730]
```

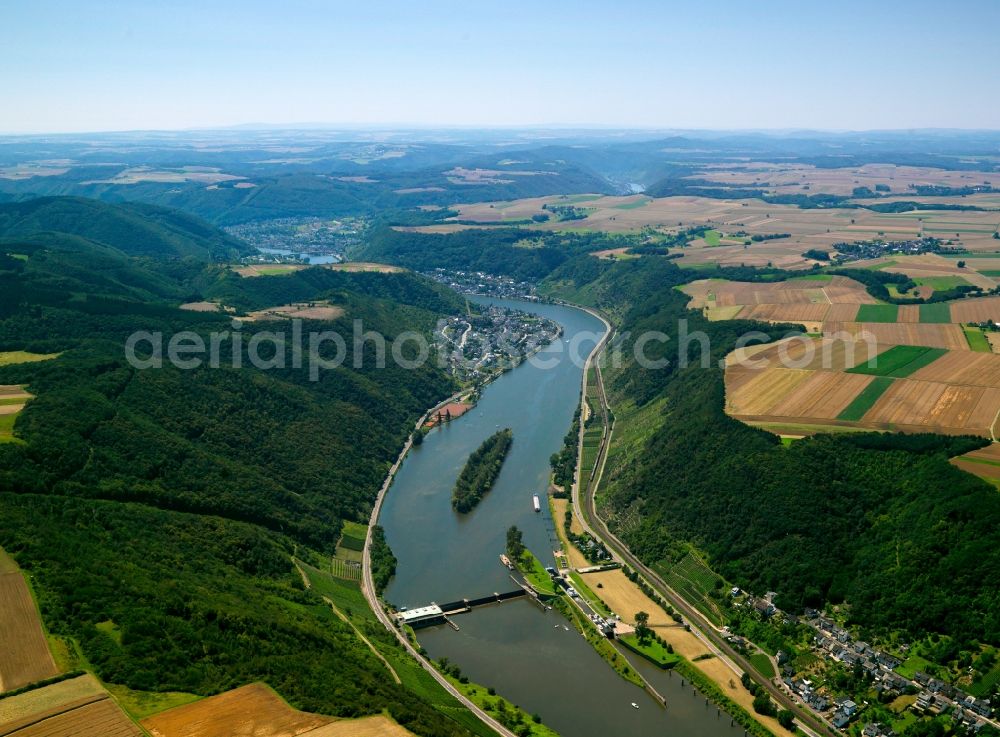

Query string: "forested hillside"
[352, 225, 626, 281]
[0, 200, 480, 736]
[0, 196, 249, 259]
[540, 258, 1000, 648]
[0, 161, 608, 226]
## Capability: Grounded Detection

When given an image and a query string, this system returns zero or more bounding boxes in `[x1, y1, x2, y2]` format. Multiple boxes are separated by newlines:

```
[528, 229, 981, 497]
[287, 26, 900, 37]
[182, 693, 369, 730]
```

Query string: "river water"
[379, 297, 742, 737]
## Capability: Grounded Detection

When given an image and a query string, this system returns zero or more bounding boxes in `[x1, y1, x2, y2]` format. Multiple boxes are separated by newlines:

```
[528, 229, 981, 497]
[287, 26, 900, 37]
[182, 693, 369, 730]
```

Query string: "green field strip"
[964, 326, 992, 352]
[847, 345, 947, 377]
[919, 302, 953, 323]
[837, 377, 895, 421]
[924, 226, 998, 234]
[856, 303, 899, 322]
[787, 274, 833, 282]
[979, 270, 1000, 277]
[957, 455, 1000, 468]
[914, 276, 971, 290]
[613, 198, 652, 210]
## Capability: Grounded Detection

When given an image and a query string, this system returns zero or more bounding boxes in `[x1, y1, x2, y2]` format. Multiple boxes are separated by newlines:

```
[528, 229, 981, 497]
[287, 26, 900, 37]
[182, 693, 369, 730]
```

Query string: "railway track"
[570, 308, 833, 737]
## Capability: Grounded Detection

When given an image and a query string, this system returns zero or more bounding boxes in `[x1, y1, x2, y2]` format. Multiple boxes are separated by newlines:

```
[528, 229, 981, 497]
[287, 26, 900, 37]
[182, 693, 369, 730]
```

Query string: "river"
[379, 297, 742, 737]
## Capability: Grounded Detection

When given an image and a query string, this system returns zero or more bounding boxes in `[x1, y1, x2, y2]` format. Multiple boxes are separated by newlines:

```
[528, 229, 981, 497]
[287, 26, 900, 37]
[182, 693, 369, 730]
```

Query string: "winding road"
[361, 390, 518, 737]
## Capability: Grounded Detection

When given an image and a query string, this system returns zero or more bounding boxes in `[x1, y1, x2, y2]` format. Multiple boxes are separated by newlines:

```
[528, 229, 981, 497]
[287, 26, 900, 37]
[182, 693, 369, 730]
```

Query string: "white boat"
[532, 494, 541, 512]
[631, 703, 639, 710]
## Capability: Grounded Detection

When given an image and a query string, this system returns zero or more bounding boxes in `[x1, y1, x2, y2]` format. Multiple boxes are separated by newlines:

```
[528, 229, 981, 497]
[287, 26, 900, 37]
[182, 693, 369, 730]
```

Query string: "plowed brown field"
[950, 296, 1000, 323]
[0, 573, 58, 692]
[823, 322, 968, 350]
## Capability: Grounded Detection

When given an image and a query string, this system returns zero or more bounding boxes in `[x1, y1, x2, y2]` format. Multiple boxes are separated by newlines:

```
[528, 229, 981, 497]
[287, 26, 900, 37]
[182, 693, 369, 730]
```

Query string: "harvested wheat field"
[950, 296, 1000, 323]
[303, 716, 415, 737]
[234, 264, 307, 277]
[143, 683, 415, 737]
[142, 683, 329, 737]
[683, 277, 874, 328]
[2, 695, 142, 737]
[823, 322, 969, 350]
[769, 336, 880, 371]
[952, 443, 1000, 483]
[725, 339, 1000, 436]
[740, 302, 831, 323]
[178, 301, 221, 312]
[863, 380, 1000, 435]
[766, 371, 875, 419]
[0, 573, 58, 692]
[245, 302, 345, 322]
[326, 262, 404, 273]
[825, 303, 861, 322]
[726, 367, 815, 415]
[0, 675, 105, 729]
[911, 351, 1000, 385]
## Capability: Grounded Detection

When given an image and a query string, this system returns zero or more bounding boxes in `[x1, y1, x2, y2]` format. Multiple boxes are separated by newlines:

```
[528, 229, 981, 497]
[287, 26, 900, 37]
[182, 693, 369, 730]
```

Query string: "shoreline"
[565, 305, 826, 736]
[359, 295, 588, 737]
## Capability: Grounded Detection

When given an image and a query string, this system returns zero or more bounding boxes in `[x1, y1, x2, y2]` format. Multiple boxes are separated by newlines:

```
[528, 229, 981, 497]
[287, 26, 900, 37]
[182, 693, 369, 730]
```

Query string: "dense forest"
[0, 159, 607, 226]
[352, 225, 634, 281]
[452, 428, 514, 512]
[0, 197, 250, 259]
[538, 257, 1000, 648]
[0, 199, 482, 735]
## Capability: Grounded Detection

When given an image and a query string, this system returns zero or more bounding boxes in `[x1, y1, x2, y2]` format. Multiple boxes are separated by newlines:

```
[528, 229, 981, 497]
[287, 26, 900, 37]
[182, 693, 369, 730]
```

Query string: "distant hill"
[0, 196, 249, 259]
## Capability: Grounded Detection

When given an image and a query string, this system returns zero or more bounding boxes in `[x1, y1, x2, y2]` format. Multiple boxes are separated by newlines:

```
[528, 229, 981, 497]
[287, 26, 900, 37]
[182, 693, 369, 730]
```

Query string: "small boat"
[631, 703, 639, 710]
[532, 494, 541, 512]
[499, 554, 513, 570]
[563, 626, 569, 631]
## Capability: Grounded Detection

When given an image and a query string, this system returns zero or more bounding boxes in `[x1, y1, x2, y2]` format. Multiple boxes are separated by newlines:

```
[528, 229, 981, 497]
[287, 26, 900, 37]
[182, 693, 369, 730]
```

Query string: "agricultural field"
[836, 377, 895, 422]
[401, 184, 1000, 264]
[235, 262, 405, 278]
[0, 385, 34, 444]
[952, 439, 1000, 484]
[244, 301, 345, 322]
[684, 276, 883, 329]
[0, 351, 59, 367]
[725, 337, 1000, 436]
[688, 272, 1000, 434]
[688, 162, 1000, 197]
[326, 262, 405, 273]
[847, 345, 948, 377]
[0, 674, 140, 737]
[0, 564, 59, 692]
[964, 326, 992, 351]
[332, 520, 366, 571]
[142, 682, 351, 737]
[235, 263, 307, 277]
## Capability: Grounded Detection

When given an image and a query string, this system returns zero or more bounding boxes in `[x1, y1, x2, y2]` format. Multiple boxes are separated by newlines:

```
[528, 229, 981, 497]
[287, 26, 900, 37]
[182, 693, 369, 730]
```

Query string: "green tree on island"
[506, 525, 525, 561]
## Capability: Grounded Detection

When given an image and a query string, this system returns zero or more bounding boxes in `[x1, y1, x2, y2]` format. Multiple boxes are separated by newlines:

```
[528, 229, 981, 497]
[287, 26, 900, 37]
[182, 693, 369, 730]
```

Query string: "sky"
[2, 0, 999, 134]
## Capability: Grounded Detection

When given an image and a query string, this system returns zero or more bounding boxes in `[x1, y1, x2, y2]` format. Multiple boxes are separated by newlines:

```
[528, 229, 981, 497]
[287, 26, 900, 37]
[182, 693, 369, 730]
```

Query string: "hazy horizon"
[3, 0, 999, 134]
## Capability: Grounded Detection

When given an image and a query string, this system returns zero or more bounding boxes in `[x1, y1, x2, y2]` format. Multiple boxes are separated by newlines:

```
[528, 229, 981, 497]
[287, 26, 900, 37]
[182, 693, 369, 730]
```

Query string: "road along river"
[378, 297, 743, 737]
